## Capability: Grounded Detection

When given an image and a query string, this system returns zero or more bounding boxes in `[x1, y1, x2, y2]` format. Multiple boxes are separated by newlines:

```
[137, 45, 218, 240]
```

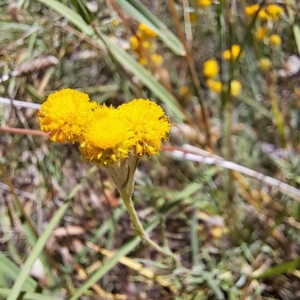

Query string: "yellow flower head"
[38, 89, 96, 143]
[230, 80, 242, 97]
[118, 99, 170, 157]
[138, 57, 148, 66]
[266, 4, 283, 20]
[138, 24, 157, 37]
[130, 36, 139, 50]
[258, 57, 272, 72]
[198, 0, 212, 7]
[206, 79, 223, 94]
[255, 27, 267, 41]
[244, 4, 260, 16]
[80, 105, 132, 166]
[203, 59, 219, 78]
[269, 34, 281, 46]
[151, 54, 163, 66]
[223, 44, 243, 61]
[258, 9, 271, 20]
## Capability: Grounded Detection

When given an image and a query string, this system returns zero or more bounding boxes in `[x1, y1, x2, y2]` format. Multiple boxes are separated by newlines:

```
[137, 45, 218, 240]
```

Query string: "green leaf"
[0, 253, 37, 291]
[38, 0, 94, 36]
[252, 259, 300, 279]
[115, 0, 185, 56]
[7, 202, 70, 300]
[0, 289, 58, 300]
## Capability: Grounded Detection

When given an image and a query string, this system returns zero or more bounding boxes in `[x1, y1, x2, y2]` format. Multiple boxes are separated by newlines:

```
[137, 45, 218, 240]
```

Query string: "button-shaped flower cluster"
[38, 89, 170, 166]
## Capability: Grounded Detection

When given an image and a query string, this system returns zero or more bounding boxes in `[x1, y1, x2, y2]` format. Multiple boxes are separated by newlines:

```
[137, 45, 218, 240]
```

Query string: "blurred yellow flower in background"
[206, 79, 223, 94]
[223, 44, 243, 61]
[258, 57, 272, 72]
[151, 54, 164, 66]
[258, 9, 270, 20]
[266, 4, 283, 20]
[198, 0, 212, 7]
[138, 23, 157, 37]
[230, 80, 242, 97]
[38, 89, 97, 144]
[203, 59, 219, 78]
[269, 34, 281, 46]
[244, 4, 260, 16]
[255, 27, 267, 41]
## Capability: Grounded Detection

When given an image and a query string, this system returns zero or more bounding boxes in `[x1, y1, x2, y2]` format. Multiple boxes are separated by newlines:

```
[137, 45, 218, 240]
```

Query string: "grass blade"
[0, 289, 58, 300]
[252, 259, 300, 280]
[115, 0, 185, 55]
[0, 253, 37, 291]
[7, 202, 70, 300]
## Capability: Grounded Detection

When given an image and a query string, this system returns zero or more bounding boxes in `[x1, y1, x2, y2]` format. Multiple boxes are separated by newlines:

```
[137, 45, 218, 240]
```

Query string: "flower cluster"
[245, 4, 283, 47]
[38, 89, 170, 166]
[203, 50, 242, 97]
[244, 4, 283, 21]
[129, 23, 163, 68]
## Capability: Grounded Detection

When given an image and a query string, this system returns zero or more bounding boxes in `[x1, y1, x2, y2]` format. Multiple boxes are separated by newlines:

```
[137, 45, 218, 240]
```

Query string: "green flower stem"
[119, 188, 181, 266]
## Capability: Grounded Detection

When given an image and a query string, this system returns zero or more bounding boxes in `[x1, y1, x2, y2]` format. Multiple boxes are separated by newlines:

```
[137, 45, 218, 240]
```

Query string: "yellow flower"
[179, 86, 191, 97]
[118, 99, 170, 157]
[203, 59, 219, 78]
[138, 57, 148, 66]
[38, 89, 97, 143]
[269, 34, 281, 46]
[198, 0, 212, 7]
[130, 36, 139, 50]
[230, 80, 242, 97]
[111, 18, 119, 26]
[255, 27, 267, 41]
[222, 44, 243, 61]
[151, 54, 163, 65]
[138, 23, 157, 37]
[80, 106, 132, 166]
[244, 4, 260, 16]
[258, 57, 272, 72]
[206, 79, 223, 94]
[266, 4, 283, 20]
[258, 9, 270, 20]
[190, 12, 197, 23]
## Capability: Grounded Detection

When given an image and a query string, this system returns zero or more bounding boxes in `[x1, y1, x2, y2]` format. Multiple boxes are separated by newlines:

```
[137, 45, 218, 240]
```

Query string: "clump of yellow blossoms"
[265, 4, 284, 20]
[138, 23, 157, 38]
[38, 89, 170, 166]
[129, 23, 163, 69]
[222, 44, 243, 61]
[202, 58, 223, 94]
[244, 3, 283, 21]
[244, 4, 260, 16]
[206, 79, 223, 94]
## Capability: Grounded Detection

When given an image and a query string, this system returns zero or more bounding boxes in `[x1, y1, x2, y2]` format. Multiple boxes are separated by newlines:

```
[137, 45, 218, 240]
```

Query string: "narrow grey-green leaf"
[115, 0, 185, 56]
[7, 202, 69, 300]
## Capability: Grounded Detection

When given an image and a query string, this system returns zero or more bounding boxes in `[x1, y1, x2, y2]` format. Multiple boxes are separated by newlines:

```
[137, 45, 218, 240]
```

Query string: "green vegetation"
[1, 0, 300, 299]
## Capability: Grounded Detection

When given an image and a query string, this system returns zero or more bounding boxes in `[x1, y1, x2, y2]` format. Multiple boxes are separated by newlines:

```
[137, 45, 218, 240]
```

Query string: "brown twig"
[0, 127, 49, 137]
